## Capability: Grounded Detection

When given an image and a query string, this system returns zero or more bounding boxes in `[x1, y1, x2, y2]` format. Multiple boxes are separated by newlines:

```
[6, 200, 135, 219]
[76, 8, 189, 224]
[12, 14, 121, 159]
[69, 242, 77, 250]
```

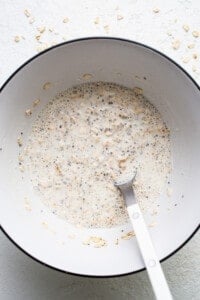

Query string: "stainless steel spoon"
[115, 174, 173, 300]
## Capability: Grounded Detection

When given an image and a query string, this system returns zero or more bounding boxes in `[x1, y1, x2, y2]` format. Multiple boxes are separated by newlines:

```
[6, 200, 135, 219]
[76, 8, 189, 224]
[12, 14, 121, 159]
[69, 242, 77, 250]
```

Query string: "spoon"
[114, 173, 173, 300]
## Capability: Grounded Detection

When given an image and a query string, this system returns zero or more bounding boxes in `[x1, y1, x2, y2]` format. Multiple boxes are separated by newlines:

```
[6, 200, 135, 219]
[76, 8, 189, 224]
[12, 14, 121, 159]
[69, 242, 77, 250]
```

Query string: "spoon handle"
[128, 203, 173, 300]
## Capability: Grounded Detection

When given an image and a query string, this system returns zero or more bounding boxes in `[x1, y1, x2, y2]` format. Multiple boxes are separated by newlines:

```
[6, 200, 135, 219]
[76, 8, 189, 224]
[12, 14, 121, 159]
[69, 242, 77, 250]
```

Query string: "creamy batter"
[20, 82, 171, 228]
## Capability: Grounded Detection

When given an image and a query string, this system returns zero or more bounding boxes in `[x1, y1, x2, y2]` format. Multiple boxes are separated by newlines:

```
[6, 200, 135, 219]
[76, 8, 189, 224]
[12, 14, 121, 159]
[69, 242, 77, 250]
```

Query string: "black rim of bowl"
[0, 37, 200, 278]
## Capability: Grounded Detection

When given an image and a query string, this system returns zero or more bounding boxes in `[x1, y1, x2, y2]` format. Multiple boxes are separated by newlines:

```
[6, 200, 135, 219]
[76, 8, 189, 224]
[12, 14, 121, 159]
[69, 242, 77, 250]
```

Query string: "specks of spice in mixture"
[82, 236, 107, 248]
[43, 82, 52, 90]
[20, 82, 171, 229]
[121, 231, 135, 240]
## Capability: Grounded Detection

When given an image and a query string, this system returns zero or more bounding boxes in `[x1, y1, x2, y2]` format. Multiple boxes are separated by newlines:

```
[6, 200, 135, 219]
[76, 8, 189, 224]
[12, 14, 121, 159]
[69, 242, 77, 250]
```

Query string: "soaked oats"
[20, 82, 171, 228]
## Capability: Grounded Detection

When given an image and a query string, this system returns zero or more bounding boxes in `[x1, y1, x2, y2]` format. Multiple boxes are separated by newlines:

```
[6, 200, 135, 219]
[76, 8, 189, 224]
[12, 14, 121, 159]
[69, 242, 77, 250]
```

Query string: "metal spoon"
[115, 173, 173, 300]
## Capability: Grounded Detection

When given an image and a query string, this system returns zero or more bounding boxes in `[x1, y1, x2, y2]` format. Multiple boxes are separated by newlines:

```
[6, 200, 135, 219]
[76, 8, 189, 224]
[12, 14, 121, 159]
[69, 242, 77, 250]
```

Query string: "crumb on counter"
[153, 8, 160, 13]
[94, 17, 100, 24]
[82, 236, 107, 248]
[37, 26, 46, 34]
[103, 25, 110, 33]
[82, 73, 93, 80]
[182, 24, 190, 32]
[63, 17, 69, 23]
[167, 187, 173, 197]
[187, 43, 195, 49]
[24, 9, 31, 17]
[133, 87, 143, 96]
[121, 231, 135, 240]
[33, 99, 40, 107]
[192, 31, 199, 38]
[182, 56, 190, 64]
[17, 137, 23, 147]
[14, 36, 20, 43]
[68, 234, 76, 239]
[172, 39, 181, 50]
[25, 109, 32, 116]
[117, 15, 124, 21]
[43, 82, 52, 90]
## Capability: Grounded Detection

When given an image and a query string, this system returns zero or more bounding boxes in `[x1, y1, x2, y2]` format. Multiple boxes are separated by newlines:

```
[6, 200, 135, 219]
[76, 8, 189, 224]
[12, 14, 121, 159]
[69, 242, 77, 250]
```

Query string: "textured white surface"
[0, 0, 199, 299]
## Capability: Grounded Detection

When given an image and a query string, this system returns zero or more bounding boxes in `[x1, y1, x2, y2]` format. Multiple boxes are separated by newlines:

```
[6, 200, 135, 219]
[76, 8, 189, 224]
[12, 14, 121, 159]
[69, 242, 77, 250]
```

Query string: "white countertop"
[0, 0, 200, 299]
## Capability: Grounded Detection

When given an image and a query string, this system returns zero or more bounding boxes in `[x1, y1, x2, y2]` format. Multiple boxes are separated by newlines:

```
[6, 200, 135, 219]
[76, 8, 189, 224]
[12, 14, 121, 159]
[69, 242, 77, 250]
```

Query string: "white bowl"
[0, 37, 199, 277]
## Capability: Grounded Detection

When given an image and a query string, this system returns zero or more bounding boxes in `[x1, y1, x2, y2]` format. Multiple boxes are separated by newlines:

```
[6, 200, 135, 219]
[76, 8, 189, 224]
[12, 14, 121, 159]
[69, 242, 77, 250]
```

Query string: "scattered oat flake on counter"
[24, 198, 32, 211]
[192, 31, 199, 38]
[121, 231, 135, 240]
[83, 236, 107, 248]
[63, 17, 69, 23]
[35, 34, 41, 41]
[68, 234, 76, 239]
[153, 8, 160, 13]
[167, 187, 173, 197]
[133, 87, 143, 96]
[182, 24, 190, 32]
[117, 15, 124, 20]
[17, 137, 23, 147]
[33, 99, 40, 107]
[172, 39, 180, 50]
[82, 73, 93, 80]
[149, 221, 157, 228]
[14, 36, 20, 43]
[182, 56, 190, 64]
[29, 17, 35, 24]
[104, 25, 109, 33]
[115, 238, 119, 245]
[37, 44, 48, 52]
[24, 9, 31, 17]
[193, 53, 198, 59]
[37, 26, 46, 34]
[192, 65, 197, 72]
[43, 82, 52, 90]
[42, 221, 48, 228]
[94, 17, 100, 24]
[151, 209, 158, 216]
[188, 43, 195, 49]
[25, 109, 32, 116]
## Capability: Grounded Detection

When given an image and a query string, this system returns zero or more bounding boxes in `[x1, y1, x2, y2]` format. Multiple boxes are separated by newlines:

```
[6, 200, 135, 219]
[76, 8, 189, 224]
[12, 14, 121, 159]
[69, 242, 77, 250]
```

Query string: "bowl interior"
[0, 38, 199, 276]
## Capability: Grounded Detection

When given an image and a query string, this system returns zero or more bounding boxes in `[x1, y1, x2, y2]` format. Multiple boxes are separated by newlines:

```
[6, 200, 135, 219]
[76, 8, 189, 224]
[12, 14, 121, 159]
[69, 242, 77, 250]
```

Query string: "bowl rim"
[0, 36, 200, 278]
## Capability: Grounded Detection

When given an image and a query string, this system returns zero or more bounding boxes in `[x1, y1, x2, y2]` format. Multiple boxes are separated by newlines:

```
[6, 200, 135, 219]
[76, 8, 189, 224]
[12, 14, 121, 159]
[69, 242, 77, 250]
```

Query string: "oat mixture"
[20, 82, 171, 228]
